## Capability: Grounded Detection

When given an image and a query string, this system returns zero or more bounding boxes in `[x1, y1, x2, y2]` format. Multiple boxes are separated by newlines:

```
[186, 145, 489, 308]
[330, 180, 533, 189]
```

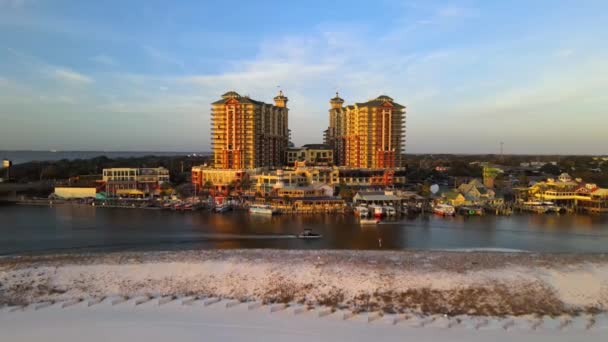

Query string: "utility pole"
[500, 141, 504, 162]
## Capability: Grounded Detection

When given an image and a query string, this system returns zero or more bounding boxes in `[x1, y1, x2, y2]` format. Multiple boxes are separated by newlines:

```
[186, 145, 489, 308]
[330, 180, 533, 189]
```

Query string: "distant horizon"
[1, 149, 605, 157]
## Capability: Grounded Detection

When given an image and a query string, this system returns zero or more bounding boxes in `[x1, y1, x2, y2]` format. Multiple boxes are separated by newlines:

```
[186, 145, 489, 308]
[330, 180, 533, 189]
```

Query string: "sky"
[0, 0, 606, 154]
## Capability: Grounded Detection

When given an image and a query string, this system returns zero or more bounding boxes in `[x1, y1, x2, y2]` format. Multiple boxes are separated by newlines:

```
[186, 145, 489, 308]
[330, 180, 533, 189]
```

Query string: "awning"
[116, 189, 145, 196]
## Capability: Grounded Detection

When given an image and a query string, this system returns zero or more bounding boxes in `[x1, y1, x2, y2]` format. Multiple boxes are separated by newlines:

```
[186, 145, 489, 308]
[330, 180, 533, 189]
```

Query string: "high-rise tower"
[211, 90, 289, 169]
[325, 94, 406, 168]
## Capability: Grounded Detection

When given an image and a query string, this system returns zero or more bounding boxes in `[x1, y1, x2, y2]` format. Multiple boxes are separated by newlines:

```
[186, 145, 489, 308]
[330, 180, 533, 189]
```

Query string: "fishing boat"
[249, 204, 277, 215]
[297, 229, 322, 239]
[433, 204, 456, 216]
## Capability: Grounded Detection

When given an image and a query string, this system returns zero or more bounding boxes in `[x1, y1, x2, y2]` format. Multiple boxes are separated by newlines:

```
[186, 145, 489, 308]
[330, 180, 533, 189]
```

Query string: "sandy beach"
[2, 249, 607, 316]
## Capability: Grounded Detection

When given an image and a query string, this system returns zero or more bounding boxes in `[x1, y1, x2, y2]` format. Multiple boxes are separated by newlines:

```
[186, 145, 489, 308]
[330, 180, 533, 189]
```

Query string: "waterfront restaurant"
[353, 191, 405, 208]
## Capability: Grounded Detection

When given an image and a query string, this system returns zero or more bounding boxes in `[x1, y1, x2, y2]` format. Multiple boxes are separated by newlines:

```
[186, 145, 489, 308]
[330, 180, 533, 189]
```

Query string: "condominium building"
[325, 93, 406, 168]
[211, 90, 289, 169]
[102, 167, 169, 197]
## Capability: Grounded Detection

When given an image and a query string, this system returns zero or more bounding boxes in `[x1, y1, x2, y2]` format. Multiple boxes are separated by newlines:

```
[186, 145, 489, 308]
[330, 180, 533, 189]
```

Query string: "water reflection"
[1, 205, 608, 254]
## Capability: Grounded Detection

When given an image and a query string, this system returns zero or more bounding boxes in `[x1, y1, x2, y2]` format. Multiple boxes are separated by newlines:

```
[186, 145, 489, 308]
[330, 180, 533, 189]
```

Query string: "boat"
[458, 206, 483, 216]
[297, 229, 322, 239]
[383, 206, 396, 217]
[369, 205, 384, 218]
[360, 218, 379, 225]
[354, 206, 369, 218]
[522, 201, 549, 214]
[433, 204, 455, 216]
[249, 204, 277, 215]
[214, 203, 231, 213]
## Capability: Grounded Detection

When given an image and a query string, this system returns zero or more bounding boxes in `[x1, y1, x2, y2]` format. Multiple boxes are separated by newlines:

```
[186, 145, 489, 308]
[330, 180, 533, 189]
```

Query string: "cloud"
[50, 68, 93, 84]
[91, 54, 117, 66]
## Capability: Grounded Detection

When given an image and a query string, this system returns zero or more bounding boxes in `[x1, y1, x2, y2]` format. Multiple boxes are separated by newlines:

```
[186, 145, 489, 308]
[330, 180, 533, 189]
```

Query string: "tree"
[203, 180, 213, 195]
[176, 183, 194, 198]
[339, 187, 354, 202]
[539, 163, 561, 176]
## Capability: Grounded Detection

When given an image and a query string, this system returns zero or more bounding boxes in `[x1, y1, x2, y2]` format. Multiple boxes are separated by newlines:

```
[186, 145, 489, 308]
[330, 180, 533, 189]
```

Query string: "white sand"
[2, 250, 607, 314]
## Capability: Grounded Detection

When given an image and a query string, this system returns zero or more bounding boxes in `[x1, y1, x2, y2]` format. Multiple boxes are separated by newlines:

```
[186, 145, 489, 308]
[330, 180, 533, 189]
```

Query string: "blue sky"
[0, 0, 606, 154]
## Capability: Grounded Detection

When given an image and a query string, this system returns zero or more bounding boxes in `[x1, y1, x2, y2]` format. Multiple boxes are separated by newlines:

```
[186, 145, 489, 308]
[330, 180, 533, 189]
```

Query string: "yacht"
[433, 204, 456, 216]
[249, 204, 277, 215]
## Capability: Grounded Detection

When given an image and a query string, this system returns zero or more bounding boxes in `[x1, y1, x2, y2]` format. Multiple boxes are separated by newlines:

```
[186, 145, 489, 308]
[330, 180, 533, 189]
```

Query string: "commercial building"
[325, 93, 406, 168]
[211, 90, 289, 169]
[521, 173, 608, 213]
[191, 166, 249, 194]
[286, 144, 333, 167]
[102, 167, 169, 197]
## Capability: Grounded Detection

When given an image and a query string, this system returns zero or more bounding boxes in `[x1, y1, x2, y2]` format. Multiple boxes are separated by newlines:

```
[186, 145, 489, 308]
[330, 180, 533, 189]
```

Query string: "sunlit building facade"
[325, 93, 406, 168]
[211, 91, 289, 169]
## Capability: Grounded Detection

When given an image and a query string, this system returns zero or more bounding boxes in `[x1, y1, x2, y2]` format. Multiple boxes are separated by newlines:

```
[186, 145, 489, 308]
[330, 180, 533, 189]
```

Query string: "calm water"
[1, 205, 608, 255]
[0, 151, 210, 165]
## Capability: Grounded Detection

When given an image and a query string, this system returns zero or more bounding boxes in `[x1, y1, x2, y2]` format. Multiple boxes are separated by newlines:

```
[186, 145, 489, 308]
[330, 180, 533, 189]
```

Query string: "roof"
[301, 144, 331, 150]
[221, 91, 241, 98]
[592, 188, 608, 197]
[212, 96, 269, 106]
[353, 192, 401, 201]
[355, 95, 405, 108]
[330, 92, 344, 103]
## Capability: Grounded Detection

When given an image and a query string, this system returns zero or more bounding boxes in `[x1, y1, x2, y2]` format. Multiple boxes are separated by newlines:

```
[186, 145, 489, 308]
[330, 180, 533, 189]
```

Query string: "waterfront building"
[102, 167, 169, 197]
[522, 174, 608, 213]
[254, 169, 308, 194]
[286, 144, 334, 167]
[211, 90, 289, 169]
[337, 168, 407, 187]
[352, 191, 404, 207]
[325, 93, 406, 168]
[191, 166, 249, 194]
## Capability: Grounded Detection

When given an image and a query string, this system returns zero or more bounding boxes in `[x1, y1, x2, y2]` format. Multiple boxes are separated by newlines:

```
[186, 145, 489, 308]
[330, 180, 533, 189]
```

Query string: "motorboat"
[214, 203, 231, 213]
[297, 229, 322, 239]
[249, 204, 277, 215]
[360, 218, 379, 225]
[433, 204, 455, 216]
[369, 205, 384, 218]
[383, 206, 396, 217]
[354, 206, 369, 218]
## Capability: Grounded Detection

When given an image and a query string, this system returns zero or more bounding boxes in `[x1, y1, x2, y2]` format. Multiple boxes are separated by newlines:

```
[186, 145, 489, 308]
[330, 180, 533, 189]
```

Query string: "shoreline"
[2, 249, 607, 316]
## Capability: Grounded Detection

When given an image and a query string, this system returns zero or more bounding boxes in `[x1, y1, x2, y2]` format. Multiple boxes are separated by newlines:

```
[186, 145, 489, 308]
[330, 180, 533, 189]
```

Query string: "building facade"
[191, 166, 249, 193]
[286, 144, 334, 166]
[325, 93, 406, 168]
[211, 90, 289, 169]
[102, 167, 169, 197]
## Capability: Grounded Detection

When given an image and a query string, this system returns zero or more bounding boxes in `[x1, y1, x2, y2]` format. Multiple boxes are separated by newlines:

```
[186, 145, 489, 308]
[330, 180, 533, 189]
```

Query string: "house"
[457, 179, 495, 204]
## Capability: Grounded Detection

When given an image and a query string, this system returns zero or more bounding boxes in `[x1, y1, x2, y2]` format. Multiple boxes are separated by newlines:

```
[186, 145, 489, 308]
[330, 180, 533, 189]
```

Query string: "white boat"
[433, 204, 455, 216]
[214, 203, 231, 213]
[354, 206, 369, 218]
[369, 205, 384, 218]
[249, 204, 277, 215]
[383, 206, 396, 217]
[360, 218, 379, 225]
